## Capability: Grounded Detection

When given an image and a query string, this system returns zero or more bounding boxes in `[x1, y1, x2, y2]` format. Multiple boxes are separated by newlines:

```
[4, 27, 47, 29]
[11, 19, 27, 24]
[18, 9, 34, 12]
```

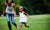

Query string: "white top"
[5, 3, 14, 14]
[19, 11, 27, 22]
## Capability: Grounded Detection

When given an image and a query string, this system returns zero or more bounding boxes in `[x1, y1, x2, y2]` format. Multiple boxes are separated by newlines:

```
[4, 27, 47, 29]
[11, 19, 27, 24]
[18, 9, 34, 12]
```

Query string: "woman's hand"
[1, 14, 4, 17]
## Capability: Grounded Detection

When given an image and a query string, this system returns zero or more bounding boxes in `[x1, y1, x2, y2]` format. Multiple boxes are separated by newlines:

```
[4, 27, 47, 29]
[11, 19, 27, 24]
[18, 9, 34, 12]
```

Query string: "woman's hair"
[6, 0, 13, 3]
[19, 6, 27, 13]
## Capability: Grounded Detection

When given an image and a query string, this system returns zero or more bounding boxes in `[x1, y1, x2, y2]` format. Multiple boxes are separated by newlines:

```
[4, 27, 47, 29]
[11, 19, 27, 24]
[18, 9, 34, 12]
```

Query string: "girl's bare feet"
[25, 24, 29, 28]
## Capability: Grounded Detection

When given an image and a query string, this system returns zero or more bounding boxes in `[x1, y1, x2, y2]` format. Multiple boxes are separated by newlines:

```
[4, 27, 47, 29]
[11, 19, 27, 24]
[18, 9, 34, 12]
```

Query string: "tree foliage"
[0, 0, 50, 15]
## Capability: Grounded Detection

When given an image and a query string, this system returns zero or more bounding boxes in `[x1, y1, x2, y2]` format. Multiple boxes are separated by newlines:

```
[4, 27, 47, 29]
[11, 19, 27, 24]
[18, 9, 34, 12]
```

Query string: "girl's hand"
[29, 17, 31, 19]
[14, 17, 16, 20]
[1, 14, 4, 17]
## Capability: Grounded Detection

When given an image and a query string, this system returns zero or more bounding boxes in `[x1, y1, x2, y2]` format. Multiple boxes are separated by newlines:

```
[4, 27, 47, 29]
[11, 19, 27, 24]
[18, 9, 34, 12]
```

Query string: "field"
[0, 14, 50, 30]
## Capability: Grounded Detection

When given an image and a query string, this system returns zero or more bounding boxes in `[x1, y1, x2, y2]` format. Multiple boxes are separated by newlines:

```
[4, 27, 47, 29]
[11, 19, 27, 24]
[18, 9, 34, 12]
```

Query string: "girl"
[1, 0, 18, 30]
[16, 6, 31, 30]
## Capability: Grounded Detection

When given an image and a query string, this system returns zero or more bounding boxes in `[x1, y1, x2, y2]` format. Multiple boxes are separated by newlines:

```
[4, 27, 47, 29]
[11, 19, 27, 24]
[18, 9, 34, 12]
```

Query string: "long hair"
[6, 0, 13, 3]
[19, 6, 27, 13]
[23, 7, 27, 13]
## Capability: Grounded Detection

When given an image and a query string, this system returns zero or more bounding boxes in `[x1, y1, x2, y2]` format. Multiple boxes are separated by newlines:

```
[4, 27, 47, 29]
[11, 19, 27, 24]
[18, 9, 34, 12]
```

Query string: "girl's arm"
[24, 12, 31, 19]
[16, 15, 19, 17]
[16, 12, 20, 17]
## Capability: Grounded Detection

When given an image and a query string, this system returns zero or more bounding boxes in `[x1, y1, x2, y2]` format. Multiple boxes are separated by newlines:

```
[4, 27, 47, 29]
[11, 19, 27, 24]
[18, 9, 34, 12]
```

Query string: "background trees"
[0, 0, 50, 15]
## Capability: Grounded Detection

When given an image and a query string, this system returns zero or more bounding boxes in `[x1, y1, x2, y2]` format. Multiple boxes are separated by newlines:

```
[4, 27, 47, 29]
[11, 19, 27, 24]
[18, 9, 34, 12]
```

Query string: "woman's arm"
[1, 3, 7, 17]
[3, 3, 7, 15]
[13, 3, 16, 17]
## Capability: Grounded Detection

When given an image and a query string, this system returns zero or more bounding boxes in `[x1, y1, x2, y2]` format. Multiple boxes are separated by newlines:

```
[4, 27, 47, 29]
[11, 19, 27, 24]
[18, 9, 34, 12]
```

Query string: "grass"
[0, 14, 50, 30]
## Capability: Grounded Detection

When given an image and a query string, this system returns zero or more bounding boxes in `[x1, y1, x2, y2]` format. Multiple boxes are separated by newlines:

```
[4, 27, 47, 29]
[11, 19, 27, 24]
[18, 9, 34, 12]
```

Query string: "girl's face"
[19, 8, 23, 12]
[8, 0, 12, 4]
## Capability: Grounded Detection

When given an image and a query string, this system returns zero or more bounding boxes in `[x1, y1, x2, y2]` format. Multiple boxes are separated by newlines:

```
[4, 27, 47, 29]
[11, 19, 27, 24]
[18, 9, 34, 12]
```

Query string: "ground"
[0, 14, 50, 30]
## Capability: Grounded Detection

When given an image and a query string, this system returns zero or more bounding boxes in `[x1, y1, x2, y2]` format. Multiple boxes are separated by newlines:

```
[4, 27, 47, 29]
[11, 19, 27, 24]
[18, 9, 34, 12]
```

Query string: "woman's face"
[8, 0, 12, 4]
[19, 8, 23, 12]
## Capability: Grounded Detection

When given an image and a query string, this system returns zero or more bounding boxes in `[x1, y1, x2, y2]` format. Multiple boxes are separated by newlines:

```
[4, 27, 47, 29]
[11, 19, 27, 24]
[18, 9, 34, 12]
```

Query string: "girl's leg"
[11, 14, 18, 29]
[24, 22, 29, 28]
[6, 13, 12, 30]
[20, 23, 22, 30]
[25, 24, 29, 28]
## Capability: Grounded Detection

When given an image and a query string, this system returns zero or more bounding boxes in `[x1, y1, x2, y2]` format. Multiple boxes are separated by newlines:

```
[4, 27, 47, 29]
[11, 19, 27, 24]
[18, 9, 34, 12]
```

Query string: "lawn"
[0, 14, 50, 30]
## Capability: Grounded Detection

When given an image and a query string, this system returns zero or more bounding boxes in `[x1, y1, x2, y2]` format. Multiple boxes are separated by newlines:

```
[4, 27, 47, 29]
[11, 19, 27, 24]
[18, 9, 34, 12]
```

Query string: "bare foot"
[16, 26, 18, 30]
[25, 25, 29, 28]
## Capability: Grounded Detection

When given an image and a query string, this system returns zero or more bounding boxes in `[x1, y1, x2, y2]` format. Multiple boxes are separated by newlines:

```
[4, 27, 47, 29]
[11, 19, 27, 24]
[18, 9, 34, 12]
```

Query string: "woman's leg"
[20, 23, 22, 30]
[11, 14, 18, 29]
[6, 13, 12, 30]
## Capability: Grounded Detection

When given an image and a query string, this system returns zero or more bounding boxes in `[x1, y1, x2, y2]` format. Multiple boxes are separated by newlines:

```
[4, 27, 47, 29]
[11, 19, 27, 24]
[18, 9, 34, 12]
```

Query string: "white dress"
[19, 12, 27, 23]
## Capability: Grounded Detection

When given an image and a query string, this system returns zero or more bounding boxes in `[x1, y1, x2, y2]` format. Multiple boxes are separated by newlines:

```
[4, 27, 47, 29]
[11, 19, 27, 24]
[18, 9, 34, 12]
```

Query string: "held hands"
[14, 16, 16, 20]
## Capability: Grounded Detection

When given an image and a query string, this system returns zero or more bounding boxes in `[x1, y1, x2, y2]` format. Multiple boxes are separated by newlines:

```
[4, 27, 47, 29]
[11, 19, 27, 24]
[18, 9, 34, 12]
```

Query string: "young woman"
[1, 0, 18, 30]
[16, 6, 31, 30]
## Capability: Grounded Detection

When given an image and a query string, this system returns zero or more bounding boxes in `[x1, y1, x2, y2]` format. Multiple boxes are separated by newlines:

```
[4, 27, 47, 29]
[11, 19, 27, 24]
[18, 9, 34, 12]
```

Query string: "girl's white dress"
[19, 12, 27, 23]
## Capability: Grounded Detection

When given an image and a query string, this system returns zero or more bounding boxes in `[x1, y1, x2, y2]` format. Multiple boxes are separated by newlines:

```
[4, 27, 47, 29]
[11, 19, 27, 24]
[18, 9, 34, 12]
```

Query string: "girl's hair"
[23, 7, 27, 13]
[6, 0, 13, 3]
[19, 6, 27, 13]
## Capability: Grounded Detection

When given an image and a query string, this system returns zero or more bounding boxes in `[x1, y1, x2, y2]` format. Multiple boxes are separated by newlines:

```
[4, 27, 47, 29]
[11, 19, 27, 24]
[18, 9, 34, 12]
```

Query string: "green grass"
[0, 14, 50, 30]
